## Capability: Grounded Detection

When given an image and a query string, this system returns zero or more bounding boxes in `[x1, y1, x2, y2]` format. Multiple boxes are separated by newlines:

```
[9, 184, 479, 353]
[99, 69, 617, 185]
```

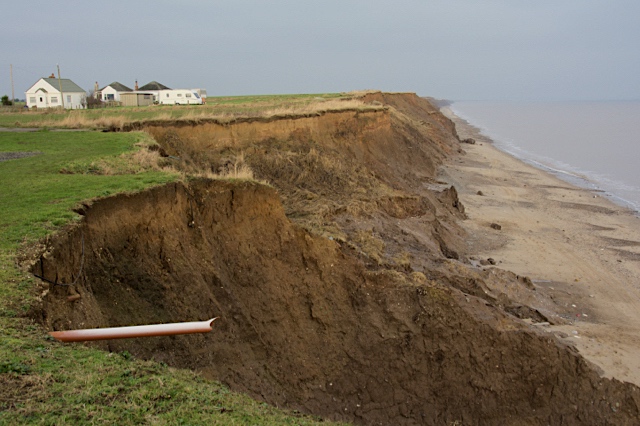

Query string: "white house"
[137, 81, 171, 103]
[25, 77, 86, 109]
[99, 81, 133, 102]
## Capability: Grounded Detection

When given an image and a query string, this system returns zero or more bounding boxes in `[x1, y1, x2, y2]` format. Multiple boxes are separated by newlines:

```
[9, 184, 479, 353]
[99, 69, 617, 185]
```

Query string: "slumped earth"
[32, 93, 640, 424]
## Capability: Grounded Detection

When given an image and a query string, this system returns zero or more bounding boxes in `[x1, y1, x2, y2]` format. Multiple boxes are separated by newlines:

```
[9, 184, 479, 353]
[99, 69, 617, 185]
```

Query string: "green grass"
[0, 318, 329, 425]
[0, 93, 346, 128]
[0, 130, 338, 425]
[0, 131, 175, 252]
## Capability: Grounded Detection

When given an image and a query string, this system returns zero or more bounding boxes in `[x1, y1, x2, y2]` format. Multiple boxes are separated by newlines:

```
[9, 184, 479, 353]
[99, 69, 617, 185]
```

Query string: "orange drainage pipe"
[49, 318, 218, 342]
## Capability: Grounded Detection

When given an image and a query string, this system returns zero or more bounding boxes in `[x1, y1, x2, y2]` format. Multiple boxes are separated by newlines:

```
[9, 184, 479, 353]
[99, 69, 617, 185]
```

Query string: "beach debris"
[490, 223, 502, 230]
[477, 190, 484, 196]
[461, 138, 476, 144]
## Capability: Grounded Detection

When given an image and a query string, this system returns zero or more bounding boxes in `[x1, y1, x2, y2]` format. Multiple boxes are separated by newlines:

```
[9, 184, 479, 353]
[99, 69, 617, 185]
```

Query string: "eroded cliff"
[32, 93, 640, 424]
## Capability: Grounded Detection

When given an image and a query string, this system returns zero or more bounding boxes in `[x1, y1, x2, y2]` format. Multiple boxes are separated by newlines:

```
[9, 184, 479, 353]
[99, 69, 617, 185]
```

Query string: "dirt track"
[31, 93, 640, 424]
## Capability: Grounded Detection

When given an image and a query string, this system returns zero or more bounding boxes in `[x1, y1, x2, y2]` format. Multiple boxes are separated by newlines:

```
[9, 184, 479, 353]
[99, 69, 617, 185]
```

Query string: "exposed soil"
[29, 93, 640, 424]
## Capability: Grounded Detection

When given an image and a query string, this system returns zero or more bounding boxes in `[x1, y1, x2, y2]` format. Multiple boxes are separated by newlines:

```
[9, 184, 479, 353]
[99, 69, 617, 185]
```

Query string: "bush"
[86, 91, 105, 109]
[1, 95, 13, 106]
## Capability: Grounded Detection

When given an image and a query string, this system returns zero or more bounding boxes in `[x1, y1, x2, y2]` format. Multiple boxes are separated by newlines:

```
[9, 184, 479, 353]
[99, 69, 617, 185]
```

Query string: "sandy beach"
[441, 106, 640, 386]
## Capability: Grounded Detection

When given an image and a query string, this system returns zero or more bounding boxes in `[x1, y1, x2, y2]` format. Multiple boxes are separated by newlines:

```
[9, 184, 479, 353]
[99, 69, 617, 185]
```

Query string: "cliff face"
[34, 93, 640, 424]
[143, 94, 467, 266]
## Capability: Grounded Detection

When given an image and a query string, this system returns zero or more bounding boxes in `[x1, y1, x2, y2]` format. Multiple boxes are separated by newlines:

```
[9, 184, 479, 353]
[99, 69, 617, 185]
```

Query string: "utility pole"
[10, 64, 15, 103]
[57, 64, 65, 109]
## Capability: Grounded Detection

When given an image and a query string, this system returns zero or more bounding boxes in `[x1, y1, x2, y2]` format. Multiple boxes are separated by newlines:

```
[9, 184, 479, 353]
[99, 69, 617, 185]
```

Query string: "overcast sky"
[2, 1, 639, 101]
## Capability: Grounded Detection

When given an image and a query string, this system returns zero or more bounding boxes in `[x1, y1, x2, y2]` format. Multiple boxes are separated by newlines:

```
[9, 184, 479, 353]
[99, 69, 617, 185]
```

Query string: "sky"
[2, 1, 639, 101]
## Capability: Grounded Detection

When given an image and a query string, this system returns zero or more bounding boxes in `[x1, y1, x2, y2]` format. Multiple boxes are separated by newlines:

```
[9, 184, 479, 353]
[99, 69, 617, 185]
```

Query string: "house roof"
[101, 81, 133, 92]
[138, 81, 171, 91]
[41, 78, 85, 93]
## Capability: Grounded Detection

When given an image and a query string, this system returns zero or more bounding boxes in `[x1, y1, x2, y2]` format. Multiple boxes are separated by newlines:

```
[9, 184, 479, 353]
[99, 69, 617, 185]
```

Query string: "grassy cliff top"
[0, 99, 346, 424]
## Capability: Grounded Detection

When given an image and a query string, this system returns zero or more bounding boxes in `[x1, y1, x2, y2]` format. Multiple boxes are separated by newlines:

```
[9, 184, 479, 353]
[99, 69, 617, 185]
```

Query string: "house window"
[166, 93, 169, 97]
[39, 97, 43, 102]
[144, 95, 150, 99]
[30, 97, 36, 104]
[177, 93, 182, 97]
[67, 95, 71, 103]
[186, 93, 192, 98]
[105, 94, 115, 101]
[51, 97, 58, 103]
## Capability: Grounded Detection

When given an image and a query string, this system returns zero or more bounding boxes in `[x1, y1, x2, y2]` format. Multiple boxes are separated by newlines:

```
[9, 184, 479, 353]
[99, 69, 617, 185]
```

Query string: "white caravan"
[157, 89, 203, 105]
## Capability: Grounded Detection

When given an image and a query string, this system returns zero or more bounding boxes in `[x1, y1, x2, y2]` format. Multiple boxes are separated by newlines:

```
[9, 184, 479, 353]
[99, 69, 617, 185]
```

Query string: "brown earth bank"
[28, 93, 640, 424]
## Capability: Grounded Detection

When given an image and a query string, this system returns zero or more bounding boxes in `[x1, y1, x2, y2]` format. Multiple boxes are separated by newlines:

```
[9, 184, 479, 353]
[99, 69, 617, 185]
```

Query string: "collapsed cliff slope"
[34, 93, 640, 424]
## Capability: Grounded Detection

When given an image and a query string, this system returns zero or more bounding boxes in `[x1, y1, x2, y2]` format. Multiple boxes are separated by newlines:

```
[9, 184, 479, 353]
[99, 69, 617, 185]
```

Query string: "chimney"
[94, 81, 100, 99]
[134, 80, 139, 91]
[49, 73, 55, 78]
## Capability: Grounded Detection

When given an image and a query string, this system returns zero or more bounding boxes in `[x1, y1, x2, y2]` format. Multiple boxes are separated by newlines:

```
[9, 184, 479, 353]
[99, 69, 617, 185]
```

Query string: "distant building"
[99, 82, 133, 102]
[138, 81, 171, 91]
[137, 81, 171, 103]
[25, 76, 86, 109]
[120, 92, 155, 107]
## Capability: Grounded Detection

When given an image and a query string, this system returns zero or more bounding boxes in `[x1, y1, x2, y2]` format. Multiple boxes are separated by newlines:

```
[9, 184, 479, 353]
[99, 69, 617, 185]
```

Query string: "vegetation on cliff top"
[0, 92, 383, 130]
[0, 110, 342, 424]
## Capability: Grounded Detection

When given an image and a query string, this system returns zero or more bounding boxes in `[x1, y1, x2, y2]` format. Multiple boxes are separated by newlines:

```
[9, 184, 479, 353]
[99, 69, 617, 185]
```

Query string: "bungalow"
[25, 76, 86, 109]
[99, 81, 133, 102]
[136, 81, 171, 102]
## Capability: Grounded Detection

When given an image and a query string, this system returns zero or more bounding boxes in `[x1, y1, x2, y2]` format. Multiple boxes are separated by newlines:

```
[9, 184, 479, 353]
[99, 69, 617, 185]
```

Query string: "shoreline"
[441, 106, 640, 386]
[447, 103, 640, 215]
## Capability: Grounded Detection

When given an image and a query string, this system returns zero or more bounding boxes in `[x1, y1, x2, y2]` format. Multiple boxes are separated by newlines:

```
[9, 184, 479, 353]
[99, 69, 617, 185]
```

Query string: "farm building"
[120, 92, 155, 107]
[99, 82, 133, 102]
[25, 76, 86, 109]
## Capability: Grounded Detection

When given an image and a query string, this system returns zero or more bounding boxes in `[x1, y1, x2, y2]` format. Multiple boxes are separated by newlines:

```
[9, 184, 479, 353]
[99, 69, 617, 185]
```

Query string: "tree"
[1, 95, 12, 106]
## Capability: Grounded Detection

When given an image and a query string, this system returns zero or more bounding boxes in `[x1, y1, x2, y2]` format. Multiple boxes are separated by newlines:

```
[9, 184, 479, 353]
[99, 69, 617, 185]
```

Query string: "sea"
[450, 101, 640, 214]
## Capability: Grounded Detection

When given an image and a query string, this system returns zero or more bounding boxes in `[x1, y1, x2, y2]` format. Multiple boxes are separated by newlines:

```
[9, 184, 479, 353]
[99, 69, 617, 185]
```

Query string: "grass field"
[0, 128, 339, 425]
[0, 93, 353, 129]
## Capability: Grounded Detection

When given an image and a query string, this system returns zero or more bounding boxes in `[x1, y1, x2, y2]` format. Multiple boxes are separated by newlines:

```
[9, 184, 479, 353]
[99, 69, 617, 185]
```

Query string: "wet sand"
[441, 107, 640, 386]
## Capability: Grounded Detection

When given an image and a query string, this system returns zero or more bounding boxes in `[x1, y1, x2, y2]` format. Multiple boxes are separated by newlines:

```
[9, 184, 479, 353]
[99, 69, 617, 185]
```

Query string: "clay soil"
[31, 93, 640, 424]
